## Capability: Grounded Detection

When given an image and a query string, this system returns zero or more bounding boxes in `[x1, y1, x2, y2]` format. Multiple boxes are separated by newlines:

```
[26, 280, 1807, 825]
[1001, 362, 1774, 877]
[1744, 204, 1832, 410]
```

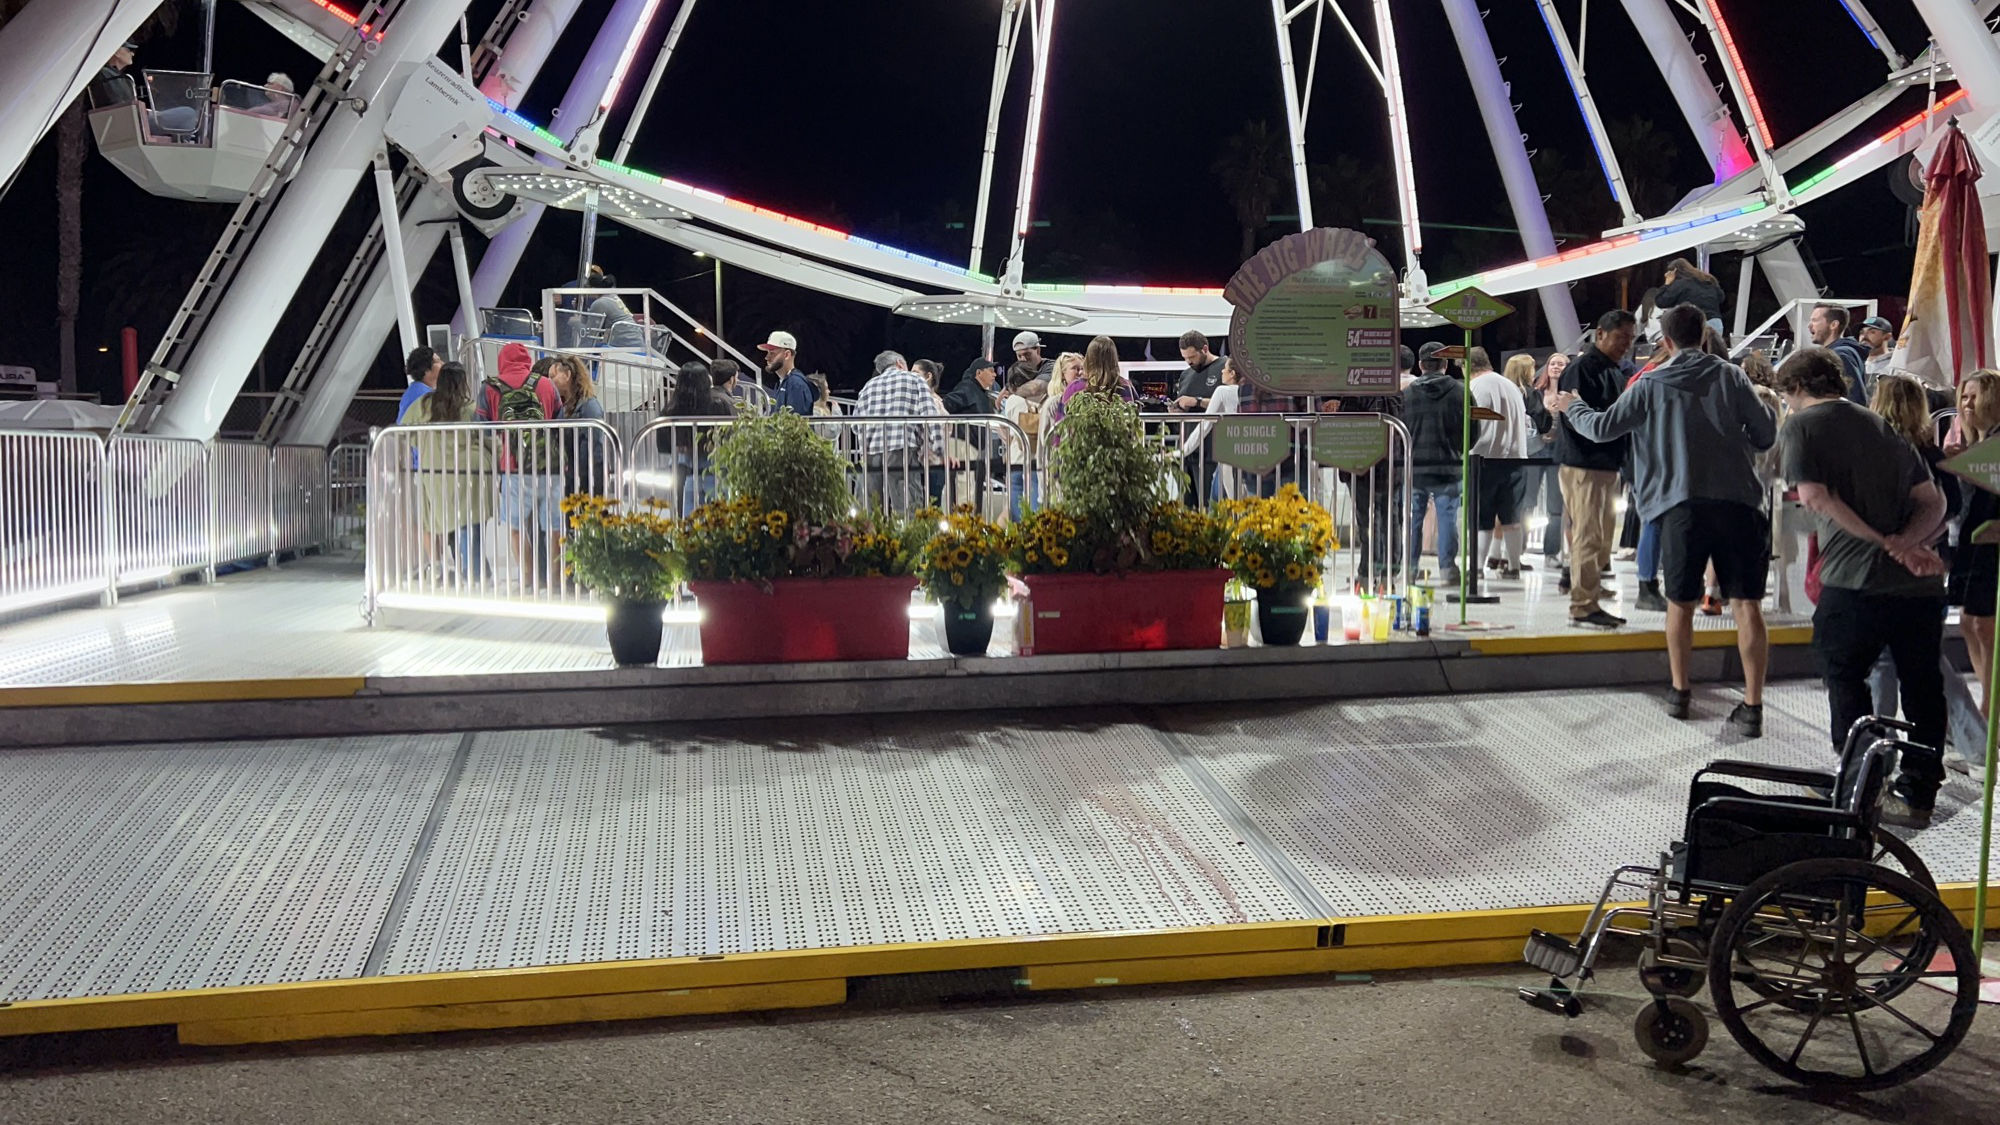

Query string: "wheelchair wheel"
[1633, 997, 1708, 1066]
[1870, 827, 1937, 892]
[1707, 858, 1978, 1090]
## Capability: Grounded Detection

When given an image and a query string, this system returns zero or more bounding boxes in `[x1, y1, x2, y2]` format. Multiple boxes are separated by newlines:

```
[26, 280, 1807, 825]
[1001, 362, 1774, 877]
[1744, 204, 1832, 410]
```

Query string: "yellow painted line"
[0, 920, 1323, 1037]
[176, 979, 845, 1046]
[1024, 936, 1527, 991]
[1469, 624, 1813, 656]
[0, 677, 366, 708]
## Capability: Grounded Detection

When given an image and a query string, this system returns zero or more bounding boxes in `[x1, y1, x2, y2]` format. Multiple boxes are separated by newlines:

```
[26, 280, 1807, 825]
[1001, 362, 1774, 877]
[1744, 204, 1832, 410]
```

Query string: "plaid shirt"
[854, 368, 945, 457]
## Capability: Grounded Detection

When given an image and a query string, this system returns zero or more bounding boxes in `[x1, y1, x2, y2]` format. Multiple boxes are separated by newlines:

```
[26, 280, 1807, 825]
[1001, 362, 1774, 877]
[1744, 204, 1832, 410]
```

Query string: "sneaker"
[1944, 751, 1974, 776]
[1666, 688, 1691, 720]
[1727, 702, 1763, 739]
[1500, 565, 1524, 580]
[1879, 795, 1933, 830]
[1615, 547, 1637, 562]
[1570, 609, 1626, 630]
[1436, 567, 1463, 588]
[1557, 566, 1572, 594]
[1635, 580, 1667, 613]
[1486, 557, 1507, 572]
[1699, 594, 1724, 616]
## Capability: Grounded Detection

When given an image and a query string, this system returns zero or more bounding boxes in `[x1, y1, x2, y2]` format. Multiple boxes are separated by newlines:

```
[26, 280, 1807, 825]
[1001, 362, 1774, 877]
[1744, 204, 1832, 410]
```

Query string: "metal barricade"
[1041, 409, 1415, 591]
[0, 431, 109, 614]
[210, 440, 275, 567]
[364, 418, 622, 621]
[271, 444, 330, 557]
[627, 414, 1032, 522]
[329, 442, 368, 551]
[106, 433, 210, 588]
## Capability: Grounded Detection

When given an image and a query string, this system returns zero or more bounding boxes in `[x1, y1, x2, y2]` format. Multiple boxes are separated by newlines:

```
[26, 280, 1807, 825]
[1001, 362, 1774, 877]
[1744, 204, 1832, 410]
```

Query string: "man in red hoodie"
[479, 342, 565, 589]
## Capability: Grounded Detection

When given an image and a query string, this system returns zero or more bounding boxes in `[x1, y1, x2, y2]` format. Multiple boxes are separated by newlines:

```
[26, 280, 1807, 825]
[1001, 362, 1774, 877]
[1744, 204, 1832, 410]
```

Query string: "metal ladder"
[114, 0, 417, 436]
[252, 0, 529, 443]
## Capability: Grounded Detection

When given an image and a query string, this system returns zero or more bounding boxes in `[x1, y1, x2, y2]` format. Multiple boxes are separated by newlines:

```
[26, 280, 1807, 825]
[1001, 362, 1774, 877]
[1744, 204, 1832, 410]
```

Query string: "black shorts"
[1659, 500, 1768, 604]
[1474, 459, 1523, 525]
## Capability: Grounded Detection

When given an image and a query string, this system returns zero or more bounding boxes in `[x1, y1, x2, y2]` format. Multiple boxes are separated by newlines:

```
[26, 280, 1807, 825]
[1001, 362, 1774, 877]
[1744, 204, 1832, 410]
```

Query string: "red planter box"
[689, 576, 917, 664]
[1021, 570, 1229, 654]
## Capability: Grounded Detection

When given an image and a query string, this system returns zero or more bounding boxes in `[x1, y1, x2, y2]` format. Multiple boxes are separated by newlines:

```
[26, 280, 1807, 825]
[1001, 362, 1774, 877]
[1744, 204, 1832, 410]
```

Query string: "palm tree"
[1211, 120, 1290, 262]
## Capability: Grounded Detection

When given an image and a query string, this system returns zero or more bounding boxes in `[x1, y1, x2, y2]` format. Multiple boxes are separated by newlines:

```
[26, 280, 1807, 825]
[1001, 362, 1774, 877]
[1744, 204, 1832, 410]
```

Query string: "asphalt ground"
[1, 959, 1993, 1124]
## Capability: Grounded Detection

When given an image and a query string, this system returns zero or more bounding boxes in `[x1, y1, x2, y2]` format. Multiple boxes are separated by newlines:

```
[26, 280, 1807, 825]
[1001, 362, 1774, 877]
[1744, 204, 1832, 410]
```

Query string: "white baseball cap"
[1012, 331, 1043, 351]
[758, 330, 798, 352]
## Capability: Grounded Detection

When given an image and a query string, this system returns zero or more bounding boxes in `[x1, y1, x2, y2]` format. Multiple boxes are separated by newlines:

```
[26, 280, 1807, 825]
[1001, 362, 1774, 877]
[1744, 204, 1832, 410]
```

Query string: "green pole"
[1977, 564, 1999, 961]
[1459, 327, 1473, 623]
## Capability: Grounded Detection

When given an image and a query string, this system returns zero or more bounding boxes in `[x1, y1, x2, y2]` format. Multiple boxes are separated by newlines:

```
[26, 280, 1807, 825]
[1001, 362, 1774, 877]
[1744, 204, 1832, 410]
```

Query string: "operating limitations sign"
[1225, 228, 1400, 396]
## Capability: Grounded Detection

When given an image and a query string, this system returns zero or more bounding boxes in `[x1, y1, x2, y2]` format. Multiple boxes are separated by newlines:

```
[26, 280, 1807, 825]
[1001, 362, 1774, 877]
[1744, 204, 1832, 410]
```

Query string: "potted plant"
[1019, 395, 1232, 653]
[560, 494, 682, 665]
[917, 507, 1014, 656]
[679, 411, 927, 664]
[1219, 484, 1337, 646]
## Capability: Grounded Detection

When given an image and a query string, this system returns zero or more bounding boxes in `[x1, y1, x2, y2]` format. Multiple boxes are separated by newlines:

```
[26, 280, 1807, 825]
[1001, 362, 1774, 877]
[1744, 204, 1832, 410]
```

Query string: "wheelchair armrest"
[1694, 761, 1836, 790]
[1692, 796, 1865, 832]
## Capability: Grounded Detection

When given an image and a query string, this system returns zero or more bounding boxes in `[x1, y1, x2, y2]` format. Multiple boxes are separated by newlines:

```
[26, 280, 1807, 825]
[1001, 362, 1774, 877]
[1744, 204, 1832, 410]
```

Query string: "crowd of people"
[392, 279, 1994, 828]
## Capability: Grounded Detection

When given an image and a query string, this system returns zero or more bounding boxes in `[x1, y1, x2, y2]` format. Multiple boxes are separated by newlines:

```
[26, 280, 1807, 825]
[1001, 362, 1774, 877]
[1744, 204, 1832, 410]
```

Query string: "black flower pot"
[943, 602, 995, 656]
[605, 598, 665, 666]
[1256, 590, 1310, 646]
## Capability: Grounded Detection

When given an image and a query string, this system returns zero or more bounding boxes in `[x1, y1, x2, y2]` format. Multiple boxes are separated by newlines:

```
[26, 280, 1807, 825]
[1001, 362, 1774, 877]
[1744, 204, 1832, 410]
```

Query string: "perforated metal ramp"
[0, 684, 1991, 1008]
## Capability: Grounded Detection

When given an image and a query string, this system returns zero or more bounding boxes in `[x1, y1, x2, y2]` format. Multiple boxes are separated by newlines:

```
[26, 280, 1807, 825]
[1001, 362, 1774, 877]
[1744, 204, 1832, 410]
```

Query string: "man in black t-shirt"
[1172, 330, 1227, 411]
[1777, 347, 1949, 828]
[1553, 310, 1636, 629]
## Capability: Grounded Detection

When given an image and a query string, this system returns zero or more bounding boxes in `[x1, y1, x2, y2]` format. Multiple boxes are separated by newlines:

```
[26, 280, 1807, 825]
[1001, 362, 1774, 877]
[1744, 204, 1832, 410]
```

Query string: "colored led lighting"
[1835, 0, 1880, 50]
[1015, 0, 1058, 237]
[1704, 1, 1774, 150]
[1534, 1, 1621, 204]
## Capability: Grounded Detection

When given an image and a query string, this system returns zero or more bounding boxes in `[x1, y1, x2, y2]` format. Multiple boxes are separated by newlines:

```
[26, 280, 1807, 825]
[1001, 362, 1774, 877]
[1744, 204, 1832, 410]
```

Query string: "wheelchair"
[1518, 717, 1981, 1090]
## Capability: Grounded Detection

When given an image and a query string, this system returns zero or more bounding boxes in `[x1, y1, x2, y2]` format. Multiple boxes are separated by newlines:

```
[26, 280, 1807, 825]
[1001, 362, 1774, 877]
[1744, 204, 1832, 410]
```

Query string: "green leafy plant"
[710, 409, 851, 525]
[1046, 394, 1183, 541]
[560, 494, 682, 601]
[916, 507, 1015, 609]
[790, 509, 925, 579]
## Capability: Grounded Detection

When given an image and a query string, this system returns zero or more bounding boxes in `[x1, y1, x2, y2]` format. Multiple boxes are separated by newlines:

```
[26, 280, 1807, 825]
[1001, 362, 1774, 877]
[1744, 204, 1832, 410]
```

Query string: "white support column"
[1373, 0, 1424, 284]
[477, 0, 587, 106]
[1616, 0, 1753, 181]
[1690, 1, 1787, 202]
[0, 0, 159, 188]
[1755, 241, 1821, 308]
[612, 0, 702, 164]
[1837, 0, 1906, 70]
[1534, 0, 1641, 226]
[150, 0, 475, 442]
[1440, 0, 1579, 348]
[372, 151, 422, 356]
[284, 193, 456, 447]
[1733, 255, 1756, 341]
[1269, 0, 1315, 232]
[1909, 0, 2000, 112]
[969, 1, 1025, 276]
[447, 222, 480, 373]
[458, 0, 660, 326]
[1003, 0, 1057, 291]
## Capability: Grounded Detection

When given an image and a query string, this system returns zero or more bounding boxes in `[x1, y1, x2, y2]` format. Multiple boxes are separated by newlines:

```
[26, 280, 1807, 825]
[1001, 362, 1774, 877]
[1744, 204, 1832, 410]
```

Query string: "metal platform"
[0, 683, 1991, 1042]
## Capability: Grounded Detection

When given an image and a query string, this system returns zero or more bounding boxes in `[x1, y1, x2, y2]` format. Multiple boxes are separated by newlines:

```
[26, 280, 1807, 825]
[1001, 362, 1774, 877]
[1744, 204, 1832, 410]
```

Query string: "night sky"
[0, 0, 1949, 403]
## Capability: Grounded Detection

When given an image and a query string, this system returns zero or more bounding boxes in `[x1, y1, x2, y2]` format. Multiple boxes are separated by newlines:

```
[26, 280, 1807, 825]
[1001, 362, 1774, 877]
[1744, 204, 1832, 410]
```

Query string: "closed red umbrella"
[1895, 120, 1992, 390]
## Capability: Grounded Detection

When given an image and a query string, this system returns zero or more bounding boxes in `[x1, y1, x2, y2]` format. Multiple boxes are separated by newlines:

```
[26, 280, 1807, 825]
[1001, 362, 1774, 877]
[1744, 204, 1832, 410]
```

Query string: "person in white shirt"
[1468, 347, 1532, 577]
[1000, 364, 1050, 518]
[1178, 357, 1245, 502]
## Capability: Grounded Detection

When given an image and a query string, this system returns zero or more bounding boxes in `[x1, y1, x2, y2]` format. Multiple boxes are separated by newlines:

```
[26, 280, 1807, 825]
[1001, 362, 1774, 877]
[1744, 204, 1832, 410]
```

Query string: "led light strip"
[1787, 88, 1968, 195]
[1703, 0, 1774, 150]
[600, 0, 668, 113]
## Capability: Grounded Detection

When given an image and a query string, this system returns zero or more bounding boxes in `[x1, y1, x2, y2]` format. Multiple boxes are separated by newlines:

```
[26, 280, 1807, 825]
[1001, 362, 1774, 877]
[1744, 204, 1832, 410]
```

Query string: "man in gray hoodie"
[1550, 303, 1777, 735]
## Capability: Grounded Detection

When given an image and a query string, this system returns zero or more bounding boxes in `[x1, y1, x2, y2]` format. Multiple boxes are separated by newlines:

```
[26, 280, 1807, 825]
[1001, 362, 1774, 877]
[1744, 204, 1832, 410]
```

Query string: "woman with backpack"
[481, 344, 566, 593]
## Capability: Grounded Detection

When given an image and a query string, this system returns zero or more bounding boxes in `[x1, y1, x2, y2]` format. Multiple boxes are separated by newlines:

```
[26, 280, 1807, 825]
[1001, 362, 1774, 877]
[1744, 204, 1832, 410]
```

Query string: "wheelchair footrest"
[1524, 929, 1584, 978]
[1517, 977, 1583, 1019]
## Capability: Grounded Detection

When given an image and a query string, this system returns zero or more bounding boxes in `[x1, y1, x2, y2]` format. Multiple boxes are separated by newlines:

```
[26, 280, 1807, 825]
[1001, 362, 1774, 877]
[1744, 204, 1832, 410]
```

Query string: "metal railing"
[363, 419, 622, 621]
[107, 434, 210, 588]
[329, 442, 368, 550]
[1041, 410, 1416, 591]
[0, 432, 109, 614]
[0, 432, 333, 618]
